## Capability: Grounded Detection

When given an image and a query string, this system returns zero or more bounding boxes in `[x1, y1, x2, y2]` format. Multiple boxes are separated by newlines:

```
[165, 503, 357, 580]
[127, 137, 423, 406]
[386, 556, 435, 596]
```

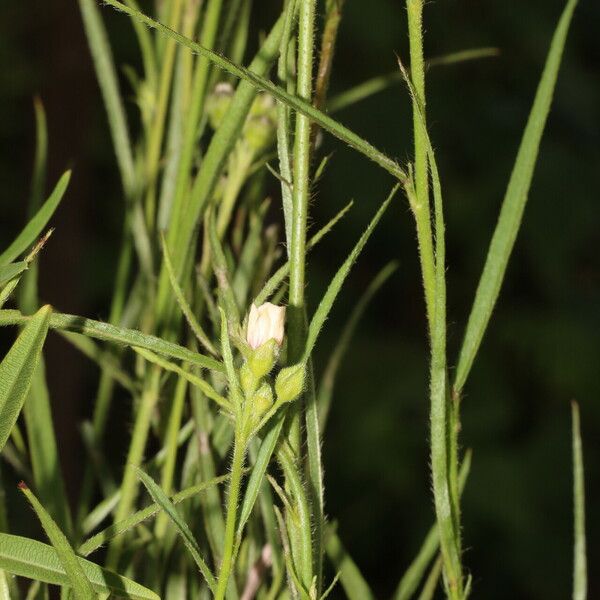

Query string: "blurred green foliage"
[0, 0, 598, 598]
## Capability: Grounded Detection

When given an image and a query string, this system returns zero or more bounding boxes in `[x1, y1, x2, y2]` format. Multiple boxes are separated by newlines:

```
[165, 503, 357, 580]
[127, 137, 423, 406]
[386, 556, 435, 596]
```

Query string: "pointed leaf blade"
[0, 305, 51, 451]
[0, 172, 70, 267]
[0, 533, 159, 600]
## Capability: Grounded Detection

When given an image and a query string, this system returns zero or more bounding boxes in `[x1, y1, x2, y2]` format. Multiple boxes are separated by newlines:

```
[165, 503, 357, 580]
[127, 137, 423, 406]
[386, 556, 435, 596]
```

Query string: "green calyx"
[247, 338, 279, 379]
[275, 363, 305, 403]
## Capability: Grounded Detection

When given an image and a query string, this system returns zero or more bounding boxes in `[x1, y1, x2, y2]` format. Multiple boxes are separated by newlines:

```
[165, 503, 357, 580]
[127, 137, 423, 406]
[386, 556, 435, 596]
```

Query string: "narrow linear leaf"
[102, 0, 407, 182]
[133, 347, 232, 412]
[0, 172, 70, 267]
[0, 305, 51, 451]
[218, 307, 243, 409]
[303, 185, 398, 362]
[0, 533, 158, 600]
[78, 0, 136, 195]
[416, 556, 443, 600]
[60, 331, 137, 393]
[136, 469, 217, 593]
[160, 234, 217, 356]
[0, 309, 224, 373]
[572, 401, 587, 600]
[399, 55, 464, 592]
[237, 415, 285, 536]
[18, 484, 94, 600]
[325, 529, 375, 600]
[0, 263, 28, 286]
[394, 451, 472, 600]
[328, 47, 499, 114]
[318, 261, 398, 428]
[79, 473, 230, 556]
[253, 200, 353, 306]
[454, 0, 579, 393]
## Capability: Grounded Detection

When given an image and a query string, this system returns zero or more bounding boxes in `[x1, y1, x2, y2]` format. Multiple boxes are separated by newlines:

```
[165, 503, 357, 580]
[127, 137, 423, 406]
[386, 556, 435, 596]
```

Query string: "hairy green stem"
[215, 429, 246, 600]
[406, 0, 435, 331]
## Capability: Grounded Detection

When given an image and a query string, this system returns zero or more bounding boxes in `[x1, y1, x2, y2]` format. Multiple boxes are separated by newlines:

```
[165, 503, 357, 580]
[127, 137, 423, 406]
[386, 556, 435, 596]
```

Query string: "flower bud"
[240, 362, 258, 398]
[246, 303, 285, 350]
[247, 338, 278, 379]
[275, 364, 305, 403]
[251, 383, 274, 423]
[206, 82, 234, 129]
[244, 115, 276, 152]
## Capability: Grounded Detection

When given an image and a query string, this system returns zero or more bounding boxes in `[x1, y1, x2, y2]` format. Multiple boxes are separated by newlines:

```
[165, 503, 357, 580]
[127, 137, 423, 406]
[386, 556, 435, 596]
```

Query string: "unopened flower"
[246, 303, 285, 350]
[275, 363, 305, 403]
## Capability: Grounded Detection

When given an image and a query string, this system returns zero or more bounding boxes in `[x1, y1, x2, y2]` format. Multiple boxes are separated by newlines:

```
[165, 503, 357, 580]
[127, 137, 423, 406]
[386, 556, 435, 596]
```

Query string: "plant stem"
[406, 0, 435, 330]
[106, 368, 161, 569]
[287, 0, 316, 462]
[215, 429, 246, 600]
[143, 0, 183, 229]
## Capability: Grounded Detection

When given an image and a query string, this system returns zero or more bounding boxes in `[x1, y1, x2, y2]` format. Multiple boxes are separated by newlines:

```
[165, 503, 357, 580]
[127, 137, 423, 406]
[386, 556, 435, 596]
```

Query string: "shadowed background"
[1, 0, 598, 598]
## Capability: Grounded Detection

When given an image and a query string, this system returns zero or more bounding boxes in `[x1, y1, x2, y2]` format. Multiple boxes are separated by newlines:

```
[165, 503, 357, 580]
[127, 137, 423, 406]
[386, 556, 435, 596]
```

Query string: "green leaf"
[0, 172, 70, 267]
[571, 401, 587, 600]
[136, 469, 217, 593]
[237, 415, 284, 536]
[133, 347, 232, 412]
[0, 533, 159, 600]
[18, 485, 94, 600]
[78, 0, 136, 196]
[325, 529, 375, 600]
[303, 186, 398, 362]
[399, 56, 464, 594]
[219, 307, 243, 409]
[79, 473, 230, 556]
[160, 234, 217, 356]
[454, 0, 579, 393]
[0, 263, 28, 286]
[102, 0, 407, 182]
[328, 47, 498, 114]
[394, 452, 472, 600]
[253, 200, 353, 306]
[0, 309, 224, 373]
[0, 305, 51, 451]
[318, 261, 398, 428]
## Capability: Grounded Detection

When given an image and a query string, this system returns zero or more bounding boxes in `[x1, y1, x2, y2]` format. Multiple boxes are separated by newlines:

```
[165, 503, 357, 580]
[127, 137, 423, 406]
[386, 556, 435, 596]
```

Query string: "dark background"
[1, 1, 598, 598]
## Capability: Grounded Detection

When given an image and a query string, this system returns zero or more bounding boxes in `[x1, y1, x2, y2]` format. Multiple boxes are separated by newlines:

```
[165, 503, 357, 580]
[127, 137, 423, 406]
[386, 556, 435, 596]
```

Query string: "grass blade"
[18, 484, 94, 600]
[79, 473, 230, 556]
[303, 186, 398, 362]
[0, 263, 28, 286]
[328, 47, 498, 114]
[133, 347, 232, 412]
[161, 234, 217, 355]
[0, 305, 51, 451]
[237, 415, 284, 537]
[253, 200, 353, 306]
[317, 261, 398, 428]
[454, 0, 579, 393]
[0, 172, 70, 267]
[0, 309, 224, 373]
[102, 0, 407, 182]
[137, 468, 217, 593]
[394, 451, 472, 600]
[0, 533, 159, 600]
[571, 401, 587, 600]
[325, 529, 375, 600]
[78, 0, 136, 195]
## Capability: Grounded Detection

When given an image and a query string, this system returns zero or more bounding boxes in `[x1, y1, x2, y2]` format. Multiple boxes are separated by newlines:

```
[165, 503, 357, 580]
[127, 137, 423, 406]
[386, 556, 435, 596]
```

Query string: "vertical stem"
[406, 0, 435, 330]
[106, 368, 161, 569]
[215, 430, 246, 600]
[288, 0, 316, 363]
[144, 0, 184, 229]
